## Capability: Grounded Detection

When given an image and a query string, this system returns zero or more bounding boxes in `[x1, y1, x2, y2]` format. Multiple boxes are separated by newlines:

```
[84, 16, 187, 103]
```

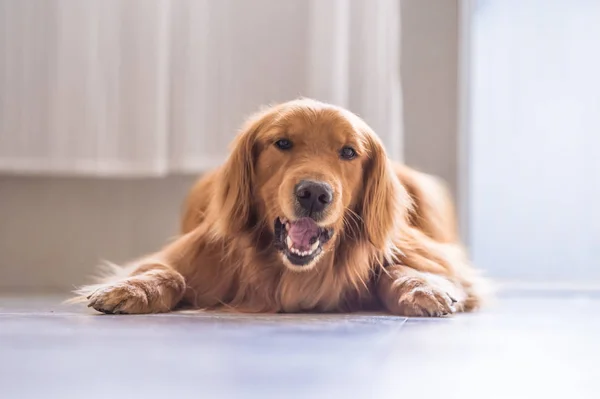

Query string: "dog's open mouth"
[274, 217, 333, 266]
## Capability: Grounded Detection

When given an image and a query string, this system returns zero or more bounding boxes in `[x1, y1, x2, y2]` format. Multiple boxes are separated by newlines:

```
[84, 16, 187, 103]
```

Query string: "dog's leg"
[377, 264, 467, 317]
[74, 228, 206, 314]
[79, 264, 185, 314]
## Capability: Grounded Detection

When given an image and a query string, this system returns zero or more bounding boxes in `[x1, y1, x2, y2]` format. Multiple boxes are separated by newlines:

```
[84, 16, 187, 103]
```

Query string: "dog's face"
[255, 106, 366, 270]
[218, 99, 402, 271]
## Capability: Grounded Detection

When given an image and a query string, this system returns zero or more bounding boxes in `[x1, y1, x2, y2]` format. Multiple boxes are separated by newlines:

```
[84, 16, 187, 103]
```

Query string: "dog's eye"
[339, 146, 357, 160]
[274, 139, 293, 151]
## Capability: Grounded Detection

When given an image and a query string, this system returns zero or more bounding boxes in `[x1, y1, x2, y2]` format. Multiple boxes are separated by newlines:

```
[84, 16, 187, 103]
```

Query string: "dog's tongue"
[288, 217, 320, 249]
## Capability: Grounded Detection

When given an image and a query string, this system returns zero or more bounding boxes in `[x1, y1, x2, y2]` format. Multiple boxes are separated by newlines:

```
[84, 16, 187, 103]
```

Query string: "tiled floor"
[1, 292, 598, 399]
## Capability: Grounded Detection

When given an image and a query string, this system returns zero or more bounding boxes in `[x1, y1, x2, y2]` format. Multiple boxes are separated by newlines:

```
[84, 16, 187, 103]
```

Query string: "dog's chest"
[275, 269, 372, 313]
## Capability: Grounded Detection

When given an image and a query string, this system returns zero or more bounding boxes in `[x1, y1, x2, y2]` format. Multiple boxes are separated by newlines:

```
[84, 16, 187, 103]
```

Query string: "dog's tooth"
[310, 241, 319, 252]
[286, 236, 293, 249]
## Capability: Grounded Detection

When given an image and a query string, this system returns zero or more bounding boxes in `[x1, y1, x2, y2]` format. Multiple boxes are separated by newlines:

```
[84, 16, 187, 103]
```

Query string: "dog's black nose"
[295, 180, 333, 214]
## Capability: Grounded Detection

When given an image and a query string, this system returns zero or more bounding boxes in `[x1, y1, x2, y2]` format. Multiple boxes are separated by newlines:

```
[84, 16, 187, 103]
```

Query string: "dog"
[73, 98, 488, 317]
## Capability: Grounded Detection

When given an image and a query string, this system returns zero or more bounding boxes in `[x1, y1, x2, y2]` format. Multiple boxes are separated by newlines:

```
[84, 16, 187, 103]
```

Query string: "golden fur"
[73, 98, 488, 317]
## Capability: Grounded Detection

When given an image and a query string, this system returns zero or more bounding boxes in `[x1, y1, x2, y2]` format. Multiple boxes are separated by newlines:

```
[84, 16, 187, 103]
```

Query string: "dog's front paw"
[396, 282, 457, 317]
[87, 281, 150, 314]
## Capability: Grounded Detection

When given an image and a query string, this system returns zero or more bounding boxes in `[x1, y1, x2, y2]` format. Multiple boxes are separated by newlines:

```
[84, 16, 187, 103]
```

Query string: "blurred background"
[0, 0, 598, 294]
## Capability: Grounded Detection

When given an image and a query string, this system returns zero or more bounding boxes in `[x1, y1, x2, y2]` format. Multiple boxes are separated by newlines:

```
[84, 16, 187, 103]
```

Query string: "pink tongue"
[288, 217, 320, 249]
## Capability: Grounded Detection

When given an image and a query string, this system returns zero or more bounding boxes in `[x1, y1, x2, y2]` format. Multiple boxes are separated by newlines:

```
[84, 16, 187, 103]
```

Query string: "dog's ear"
[216, 108, 272, 234]
[359, 132, 408, 250]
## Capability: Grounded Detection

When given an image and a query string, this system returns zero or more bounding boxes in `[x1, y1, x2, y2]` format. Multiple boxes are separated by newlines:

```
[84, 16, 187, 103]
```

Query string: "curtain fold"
[0, 0, 403, 177]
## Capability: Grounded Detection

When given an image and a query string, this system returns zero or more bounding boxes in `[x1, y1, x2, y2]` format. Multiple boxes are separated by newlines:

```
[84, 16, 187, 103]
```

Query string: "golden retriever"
[73, 98, 488, 317]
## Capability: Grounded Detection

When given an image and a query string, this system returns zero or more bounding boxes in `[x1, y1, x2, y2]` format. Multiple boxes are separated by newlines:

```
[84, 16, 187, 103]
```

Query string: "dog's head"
[217, 99, 406, 271]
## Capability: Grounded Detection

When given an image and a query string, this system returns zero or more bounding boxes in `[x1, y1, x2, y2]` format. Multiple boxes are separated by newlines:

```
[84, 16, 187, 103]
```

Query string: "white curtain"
[0, 0, 402, 177]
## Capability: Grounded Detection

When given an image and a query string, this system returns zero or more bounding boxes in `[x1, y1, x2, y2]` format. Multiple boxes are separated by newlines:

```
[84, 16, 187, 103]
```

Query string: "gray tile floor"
[1, 292, 599, 399]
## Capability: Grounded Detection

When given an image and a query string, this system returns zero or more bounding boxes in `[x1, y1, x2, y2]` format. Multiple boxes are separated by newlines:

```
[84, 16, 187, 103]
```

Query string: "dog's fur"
[73, 98, 488, 317]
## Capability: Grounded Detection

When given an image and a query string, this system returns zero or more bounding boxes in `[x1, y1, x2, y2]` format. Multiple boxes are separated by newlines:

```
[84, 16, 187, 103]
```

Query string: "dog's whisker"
[342, 207, 362, 239]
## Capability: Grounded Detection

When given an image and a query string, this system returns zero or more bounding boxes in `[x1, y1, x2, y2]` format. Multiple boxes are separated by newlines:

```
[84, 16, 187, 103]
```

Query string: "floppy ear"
[360, 132, 408, 250]
[216, 109, 271, 234]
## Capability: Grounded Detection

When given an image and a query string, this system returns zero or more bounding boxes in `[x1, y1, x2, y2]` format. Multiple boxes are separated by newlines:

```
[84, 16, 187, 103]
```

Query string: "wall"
[0, 175, 195, 291]
[401, 0, 459, 198]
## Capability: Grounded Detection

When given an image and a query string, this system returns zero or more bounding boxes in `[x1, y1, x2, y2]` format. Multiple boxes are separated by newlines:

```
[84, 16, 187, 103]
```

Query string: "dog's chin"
[273, 217, 333, 272]
[280, 252, 324, 272]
